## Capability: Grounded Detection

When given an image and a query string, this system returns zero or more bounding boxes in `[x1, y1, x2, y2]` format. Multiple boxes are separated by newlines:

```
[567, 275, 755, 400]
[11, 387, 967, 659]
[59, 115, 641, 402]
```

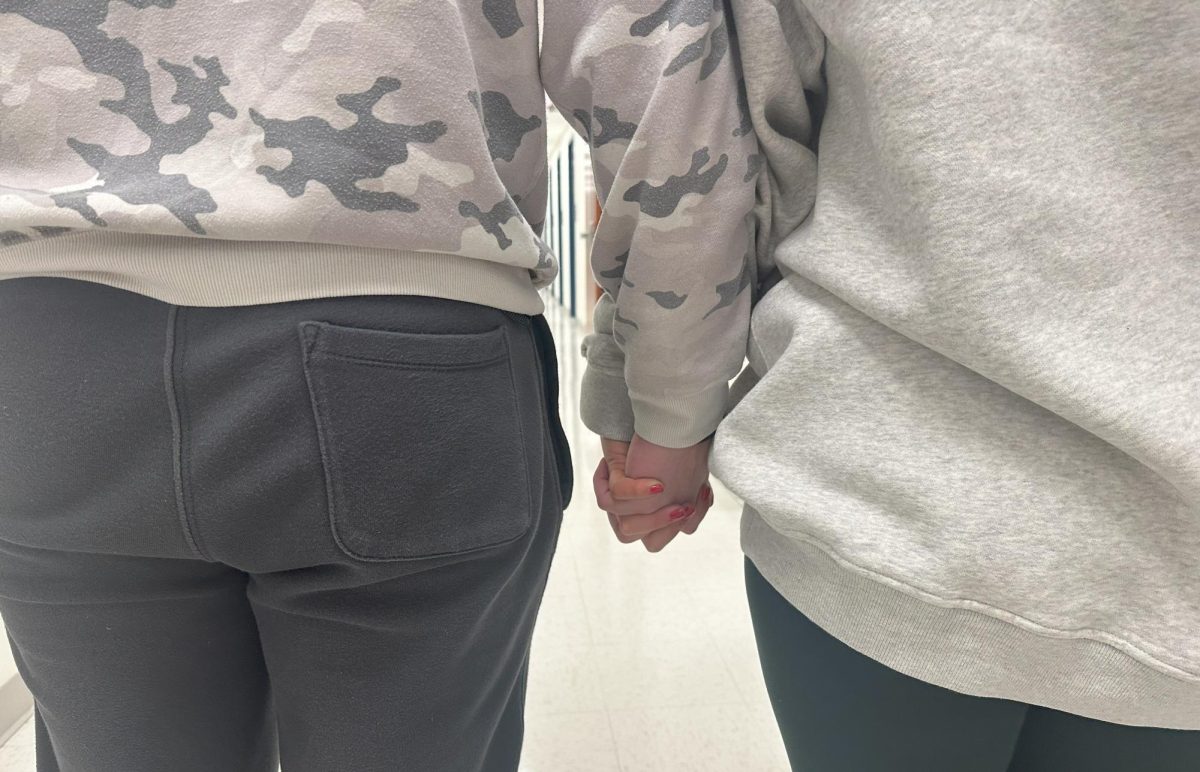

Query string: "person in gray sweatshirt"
[584, 1, 1200, 770]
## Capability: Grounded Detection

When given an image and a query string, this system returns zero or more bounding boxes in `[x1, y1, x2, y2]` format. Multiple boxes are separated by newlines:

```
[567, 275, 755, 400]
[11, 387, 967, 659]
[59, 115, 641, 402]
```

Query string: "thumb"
[607, 460, 664, 501]
[601, 437, 663, 501]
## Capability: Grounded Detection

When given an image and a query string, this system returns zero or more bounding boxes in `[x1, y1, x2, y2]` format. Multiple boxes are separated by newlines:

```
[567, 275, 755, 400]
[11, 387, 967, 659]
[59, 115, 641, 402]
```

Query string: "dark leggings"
[745, 559, 1200, 772]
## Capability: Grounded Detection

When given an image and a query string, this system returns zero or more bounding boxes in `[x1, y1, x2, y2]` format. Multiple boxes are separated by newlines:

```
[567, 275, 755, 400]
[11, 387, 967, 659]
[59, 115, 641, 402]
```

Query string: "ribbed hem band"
[741, 505, 1200, 730]
[0, 231, 545, 315]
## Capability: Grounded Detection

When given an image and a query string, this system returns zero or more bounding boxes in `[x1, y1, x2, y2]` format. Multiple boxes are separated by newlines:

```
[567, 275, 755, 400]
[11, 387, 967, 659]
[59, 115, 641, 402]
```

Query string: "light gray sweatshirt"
[700, 0, 1199, 729]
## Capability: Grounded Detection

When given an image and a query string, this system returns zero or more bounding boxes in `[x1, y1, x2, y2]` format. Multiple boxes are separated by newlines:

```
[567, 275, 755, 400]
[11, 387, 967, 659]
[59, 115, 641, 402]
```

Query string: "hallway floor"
[516, 297, 789, 771]
[0, 294, 790, 771]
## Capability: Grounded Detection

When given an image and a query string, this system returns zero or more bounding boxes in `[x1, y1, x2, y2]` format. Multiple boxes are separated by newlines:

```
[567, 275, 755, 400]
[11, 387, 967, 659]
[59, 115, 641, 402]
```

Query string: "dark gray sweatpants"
[0, 277, 573, 772]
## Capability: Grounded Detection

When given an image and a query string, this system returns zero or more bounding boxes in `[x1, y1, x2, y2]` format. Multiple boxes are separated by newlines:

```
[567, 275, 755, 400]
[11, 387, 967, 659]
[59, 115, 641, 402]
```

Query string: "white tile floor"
[0, 295, 790, 771]
[0, 722, 32, 771]
[526, 297, 789, 771]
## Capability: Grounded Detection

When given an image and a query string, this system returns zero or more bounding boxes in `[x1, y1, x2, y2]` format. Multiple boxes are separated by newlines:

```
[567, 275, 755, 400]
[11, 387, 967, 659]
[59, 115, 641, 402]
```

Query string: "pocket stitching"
[304, 320, 507, 369]
[500, 325, 537, 543]
[311, 351, 509, 372]
[298, 333, 354, 560]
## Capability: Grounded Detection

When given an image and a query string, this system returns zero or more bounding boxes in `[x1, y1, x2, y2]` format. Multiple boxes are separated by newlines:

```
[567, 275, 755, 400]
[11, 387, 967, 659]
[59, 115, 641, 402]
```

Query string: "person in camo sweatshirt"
[0, 1, 748, 771]
[594, 0, 1200, 770]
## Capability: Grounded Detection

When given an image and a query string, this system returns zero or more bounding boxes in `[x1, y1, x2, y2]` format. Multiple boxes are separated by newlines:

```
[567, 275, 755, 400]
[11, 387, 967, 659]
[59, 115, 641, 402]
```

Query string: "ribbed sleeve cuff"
[580, 364, 636, 442]
[629, 381, 728, 449]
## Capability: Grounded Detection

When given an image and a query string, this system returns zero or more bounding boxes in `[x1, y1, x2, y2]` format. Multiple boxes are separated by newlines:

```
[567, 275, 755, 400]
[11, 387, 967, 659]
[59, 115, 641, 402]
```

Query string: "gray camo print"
[598, 250, 630, 280]
[573, 108, 639, 148]
[623, 147, 729, 218]
[482, 0, 523, 38]
[0, 232, 32, 247]
[4, 0, 235, 234]
[251, 78, 447, 213]
[664, 16, 729, 78]
[646, 290, 688, 309]
[459, 197, 521, 250]
[744, 154, 764, 182]
[705, 252, 755, 318]
[630, 0, 720, 36]
[469, 90, 543, 163]
[632, 0, 729, 79]
[1, 0, 557, 285]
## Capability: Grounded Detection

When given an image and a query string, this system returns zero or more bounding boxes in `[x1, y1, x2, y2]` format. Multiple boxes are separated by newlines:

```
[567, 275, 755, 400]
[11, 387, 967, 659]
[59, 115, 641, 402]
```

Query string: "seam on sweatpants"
[501, 325, 536, 540]
[163, 305, 211, 561]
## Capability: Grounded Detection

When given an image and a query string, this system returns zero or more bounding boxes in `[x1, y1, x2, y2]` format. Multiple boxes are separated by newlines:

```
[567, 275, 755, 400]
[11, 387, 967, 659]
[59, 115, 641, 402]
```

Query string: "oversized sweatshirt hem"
[0, 231, 545, 315]
[741, 505, 1200, 730]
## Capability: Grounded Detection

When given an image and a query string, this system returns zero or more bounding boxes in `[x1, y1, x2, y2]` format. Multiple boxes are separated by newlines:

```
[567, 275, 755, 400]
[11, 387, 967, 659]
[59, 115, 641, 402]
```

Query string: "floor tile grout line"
[568, 547, 598, 647]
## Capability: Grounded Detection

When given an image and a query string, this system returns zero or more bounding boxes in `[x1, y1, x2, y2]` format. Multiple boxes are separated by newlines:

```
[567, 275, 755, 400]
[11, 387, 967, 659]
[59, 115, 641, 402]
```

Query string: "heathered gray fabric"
[706, 0, 1200, 729]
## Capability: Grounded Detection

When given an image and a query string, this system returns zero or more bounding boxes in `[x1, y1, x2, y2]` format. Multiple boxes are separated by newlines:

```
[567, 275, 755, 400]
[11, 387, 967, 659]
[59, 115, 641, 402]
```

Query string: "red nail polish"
[649, 484, 665, 494]
[670, 508, 689, 520]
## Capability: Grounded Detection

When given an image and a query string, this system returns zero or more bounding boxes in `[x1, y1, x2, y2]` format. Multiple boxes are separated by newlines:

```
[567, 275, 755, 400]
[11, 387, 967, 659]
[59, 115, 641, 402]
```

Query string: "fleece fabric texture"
[709, 0, 1200, 729]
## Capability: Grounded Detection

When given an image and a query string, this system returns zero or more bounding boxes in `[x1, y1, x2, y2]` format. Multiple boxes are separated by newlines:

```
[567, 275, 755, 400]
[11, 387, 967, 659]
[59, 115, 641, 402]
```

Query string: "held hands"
[592, 433, 715, 552]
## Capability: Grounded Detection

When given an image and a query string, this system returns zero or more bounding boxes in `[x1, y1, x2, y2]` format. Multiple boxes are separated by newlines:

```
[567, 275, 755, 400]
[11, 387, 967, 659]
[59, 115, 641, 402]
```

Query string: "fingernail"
[649, 484, 665, 494]
[670, 507, 690, 520]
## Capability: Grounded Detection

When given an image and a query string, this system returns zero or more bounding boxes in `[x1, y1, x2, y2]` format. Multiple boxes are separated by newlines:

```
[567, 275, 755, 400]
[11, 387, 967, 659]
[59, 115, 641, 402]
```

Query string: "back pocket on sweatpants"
[298, 320, 532, 561]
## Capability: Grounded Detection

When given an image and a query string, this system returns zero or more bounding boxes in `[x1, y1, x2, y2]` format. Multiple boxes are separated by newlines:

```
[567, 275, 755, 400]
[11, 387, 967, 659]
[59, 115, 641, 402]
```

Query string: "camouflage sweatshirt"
[0, 0, 757, 449]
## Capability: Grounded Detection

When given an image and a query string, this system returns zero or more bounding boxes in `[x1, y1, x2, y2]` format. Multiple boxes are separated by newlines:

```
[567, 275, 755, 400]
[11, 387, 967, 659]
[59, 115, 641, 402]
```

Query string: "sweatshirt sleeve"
[541, 0, 759, 449]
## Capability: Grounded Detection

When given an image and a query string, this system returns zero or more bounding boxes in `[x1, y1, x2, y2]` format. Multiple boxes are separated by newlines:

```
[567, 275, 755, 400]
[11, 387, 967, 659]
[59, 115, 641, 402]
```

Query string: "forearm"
[543, 0, 759, 448]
